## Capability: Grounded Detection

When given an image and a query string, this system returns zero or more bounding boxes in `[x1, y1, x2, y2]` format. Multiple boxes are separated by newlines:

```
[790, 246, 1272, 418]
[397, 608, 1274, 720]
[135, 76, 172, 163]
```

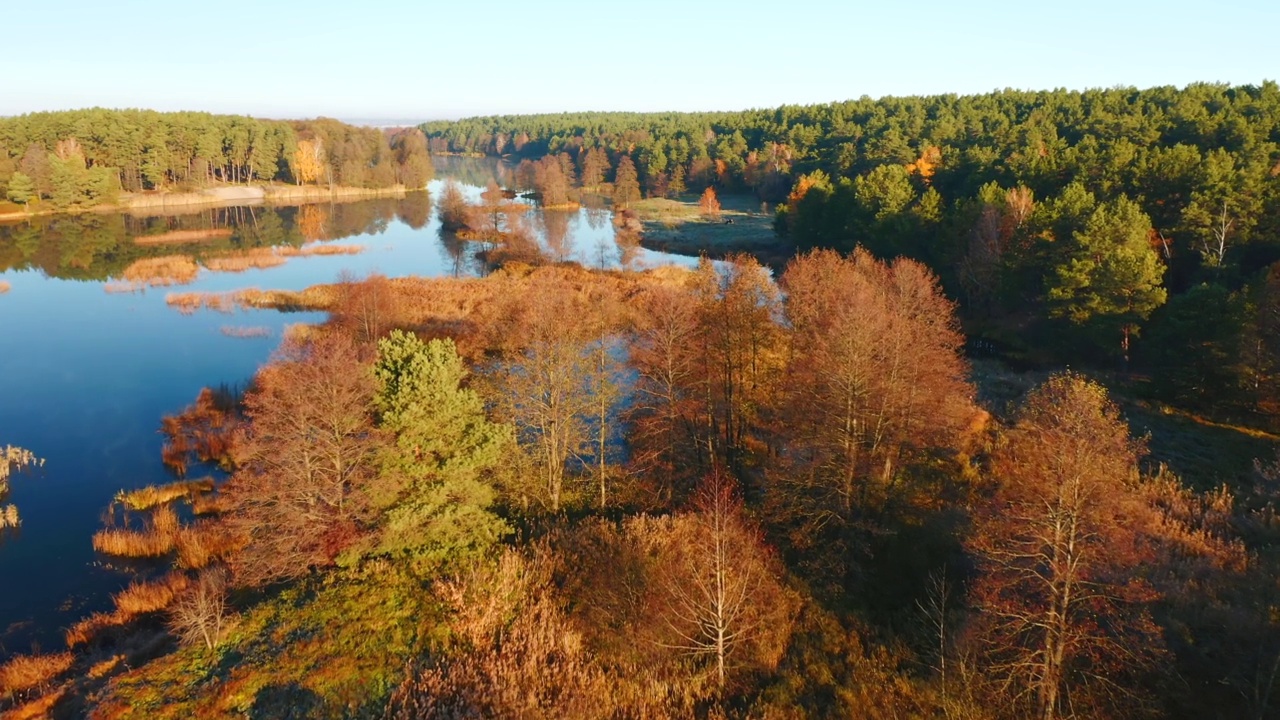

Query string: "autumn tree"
[223, 333, 380, 586]
[488, 275, 599, 513]
[368, 331, 511, 565]
[333, 271, 398, 346]
[691, 255, 784, 472]
[613, 155, 641, 208]
[534, 156, 570, 207]
[648, 470, 797, 694]
[967, 373, 1166, 720]
[294, 137, 328, 186]
[699, 186, 721, 219]
[779, 249, 974, 517]
[389, 128, 434, 189]
[626, 284, 705, 504]
[578, 147, 609, 189]
[438, 178, 470, 231]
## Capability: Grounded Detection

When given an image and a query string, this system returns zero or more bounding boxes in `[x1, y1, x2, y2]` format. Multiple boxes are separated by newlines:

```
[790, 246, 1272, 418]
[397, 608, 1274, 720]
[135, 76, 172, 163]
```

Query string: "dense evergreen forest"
[423, 83, 1280, 422]
[0, 110, 433, 211]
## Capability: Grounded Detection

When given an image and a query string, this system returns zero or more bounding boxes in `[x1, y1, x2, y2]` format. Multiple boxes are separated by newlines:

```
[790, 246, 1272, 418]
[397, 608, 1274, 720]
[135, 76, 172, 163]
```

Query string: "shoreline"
[0, 183, 419, 223]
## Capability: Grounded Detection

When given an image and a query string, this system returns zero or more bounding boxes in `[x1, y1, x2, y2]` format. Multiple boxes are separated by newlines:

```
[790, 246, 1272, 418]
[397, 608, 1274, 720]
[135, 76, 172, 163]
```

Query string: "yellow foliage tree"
[906, 145, 942, 184]
[295, 138, 326, 185]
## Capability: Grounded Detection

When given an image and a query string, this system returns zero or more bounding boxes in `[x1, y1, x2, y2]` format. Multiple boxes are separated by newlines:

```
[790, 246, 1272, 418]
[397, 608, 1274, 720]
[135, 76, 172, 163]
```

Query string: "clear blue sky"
[4, 0, 1276, 121]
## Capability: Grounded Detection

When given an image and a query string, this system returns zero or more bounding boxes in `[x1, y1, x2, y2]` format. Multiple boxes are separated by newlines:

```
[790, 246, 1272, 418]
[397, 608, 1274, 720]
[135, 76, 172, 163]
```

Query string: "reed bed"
[164, 291, 237, 315]
[203, 252, 287, 272]
[115, 478, 215, 511]
[0, 280, 11, 294]
[0, 651, 74, 694]
[133, 228, 233, 245]
[92, 505, 180, 558]
[103, 281, 144, 294]
[190, 492, 230, 516]
[5, 686, 67, 720]
[220, 325, 272, 338]
[1, 504, 20, 528]
[112, 573, 191, 617]
[176, 521, 241, 569]
[280, 243, 364, 256]
[119, 255, 200, 287]
[87, 655, 124, 679]
[65, 611, 125, 648]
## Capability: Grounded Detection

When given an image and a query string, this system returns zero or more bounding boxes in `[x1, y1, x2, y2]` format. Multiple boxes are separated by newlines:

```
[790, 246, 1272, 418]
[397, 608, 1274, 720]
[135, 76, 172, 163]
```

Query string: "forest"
[424, 83, 1280, 423]
[0, 83, 1279, 720]
[0, 110, 433, 212]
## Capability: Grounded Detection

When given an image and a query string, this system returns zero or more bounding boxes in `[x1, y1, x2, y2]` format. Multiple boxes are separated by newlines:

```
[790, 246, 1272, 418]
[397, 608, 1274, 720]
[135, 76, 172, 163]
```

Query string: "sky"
[3, 0, 1277, 122]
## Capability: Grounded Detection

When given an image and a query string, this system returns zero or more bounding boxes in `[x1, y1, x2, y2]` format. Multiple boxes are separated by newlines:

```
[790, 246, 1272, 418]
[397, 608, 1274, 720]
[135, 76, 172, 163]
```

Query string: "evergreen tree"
[370, 331, 512, 565]
[613, 155, 640, 208]
[5, 172, 35, 207]
[1048, 197, 1167, 362]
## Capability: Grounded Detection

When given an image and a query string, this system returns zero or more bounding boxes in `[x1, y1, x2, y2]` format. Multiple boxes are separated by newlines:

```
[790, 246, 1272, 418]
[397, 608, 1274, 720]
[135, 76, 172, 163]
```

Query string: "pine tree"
[613, 155, 640, 208]
[5, 172, 35, 207]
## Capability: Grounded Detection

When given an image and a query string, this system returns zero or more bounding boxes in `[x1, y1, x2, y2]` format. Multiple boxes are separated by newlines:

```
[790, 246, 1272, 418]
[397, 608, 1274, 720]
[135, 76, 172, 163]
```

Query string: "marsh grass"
[1, 504, 19, 528]
[133, 228, 233, 245]
[115, 478, 215, 511]
[202, 253, 287, 272]
[4, 685, 67, 720]
[0, 652, 74, 695]
[190, 492, 230, 516]
[65, 611, 125, 648]
[113, 573, 191, 617]
[120, 255, 200, 287]
[176, 521, 240, 570]
[92, 505, 180, 558]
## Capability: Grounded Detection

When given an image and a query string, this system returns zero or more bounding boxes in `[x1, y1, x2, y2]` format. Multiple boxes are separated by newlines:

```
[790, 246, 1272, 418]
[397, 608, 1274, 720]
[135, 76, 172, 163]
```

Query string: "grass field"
[631, 193, 792, 266]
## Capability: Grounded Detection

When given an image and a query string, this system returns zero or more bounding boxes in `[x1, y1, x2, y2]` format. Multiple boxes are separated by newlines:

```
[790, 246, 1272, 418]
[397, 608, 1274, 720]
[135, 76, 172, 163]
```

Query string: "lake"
[0, 158, 697, 655]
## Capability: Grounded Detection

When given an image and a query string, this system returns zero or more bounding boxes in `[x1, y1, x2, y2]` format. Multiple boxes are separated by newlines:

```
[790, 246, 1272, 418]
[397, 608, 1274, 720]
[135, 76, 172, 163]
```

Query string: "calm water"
[0, 159, 695, 654]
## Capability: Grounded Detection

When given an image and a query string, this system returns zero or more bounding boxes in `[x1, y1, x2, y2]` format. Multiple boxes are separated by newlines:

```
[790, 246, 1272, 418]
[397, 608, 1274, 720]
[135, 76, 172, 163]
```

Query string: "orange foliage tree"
[699, 186, 721, 219]
[967, 374, 1166, 720]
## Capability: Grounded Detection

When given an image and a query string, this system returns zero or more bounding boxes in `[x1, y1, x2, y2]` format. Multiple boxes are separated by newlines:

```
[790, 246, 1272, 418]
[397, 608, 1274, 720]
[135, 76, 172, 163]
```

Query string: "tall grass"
[177, 521, 241, 569]
[0, 651, 74, 695]
[115, 478, 215, 511]
[65, 611, 125, 648]
[203, 252, 288, 272]
[119, 255, 200, 286]
[191, 492, 230, 516]
[92, 505, 180, 558]
[113, 573, 191, 617]
[1, 504, 19, 528]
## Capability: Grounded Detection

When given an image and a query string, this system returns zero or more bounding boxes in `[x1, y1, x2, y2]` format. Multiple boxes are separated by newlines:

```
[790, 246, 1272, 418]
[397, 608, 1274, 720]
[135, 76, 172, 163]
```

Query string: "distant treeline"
[0, 110, 433, 210]
[423, 83, 1280, 418]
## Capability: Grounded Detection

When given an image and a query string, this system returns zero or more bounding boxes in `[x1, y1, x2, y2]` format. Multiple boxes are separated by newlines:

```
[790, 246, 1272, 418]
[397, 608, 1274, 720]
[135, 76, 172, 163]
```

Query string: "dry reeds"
[164, 291, 237, 315]
[103, 281, 144, 294]
[87, 655, 123, 679]
[115, 478, 215, 511]
[5, 686, 67, 719]
[119, 255, 200, 287]
[0, 280, 11, 294]
[65, 611, 125, 648]
[176, 521, 240, 569]
[280, 243, 364, 256]
[1, 504, 20, 528]
[190, 492, 230, 516]
[220, 325, 271, 338]
[0, 651, 74, 695]
[92, 505, 180, 558]
[203, 252, 287, 272]
[133, 228, 233, 245]
[112, 573, 191, 617]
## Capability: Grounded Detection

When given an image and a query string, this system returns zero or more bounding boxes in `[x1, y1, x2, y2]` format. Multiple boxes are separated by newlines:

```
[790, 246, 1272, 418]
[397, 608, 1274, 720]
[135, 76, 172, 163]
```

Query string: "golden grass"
[202, 253, 288, 272]
[190, 492, 230, 516]
[176, 521, 240, 569]
[0, 652, 74, 695]
[112, 573, 191, 617]
[0, 281, 10, 294]
[133, 228, 234, 245]
[92, 506, 179, 558]
[65, 611, 125, 648]
[164, 291, 237, 315]
[119, 255, 200, 287]
[220, 325, 271, 338]
[115, 478, 215, 511]
[103, 281, 144, 294]
[4, 685, 67, 719]
[87, 655, 124, 680]
[1, 504, 19, 529]
[282, 243, 364, 256]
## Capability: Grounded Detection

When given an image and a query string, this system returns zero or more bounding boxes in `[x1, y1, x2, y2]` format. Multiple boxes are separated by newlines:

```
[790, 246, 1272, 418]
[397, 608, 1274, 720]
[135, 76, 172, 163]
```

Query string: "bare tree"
[168, 567, 233, 650]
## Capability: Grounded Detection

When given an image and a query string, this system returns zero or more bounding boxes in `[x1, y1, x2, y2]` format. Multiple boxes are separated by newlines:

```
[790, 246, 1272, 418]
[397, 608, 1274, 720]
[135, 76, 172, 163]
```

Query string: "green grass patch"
[632, 194, 789, 264]
[92, 561, 438, 719]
